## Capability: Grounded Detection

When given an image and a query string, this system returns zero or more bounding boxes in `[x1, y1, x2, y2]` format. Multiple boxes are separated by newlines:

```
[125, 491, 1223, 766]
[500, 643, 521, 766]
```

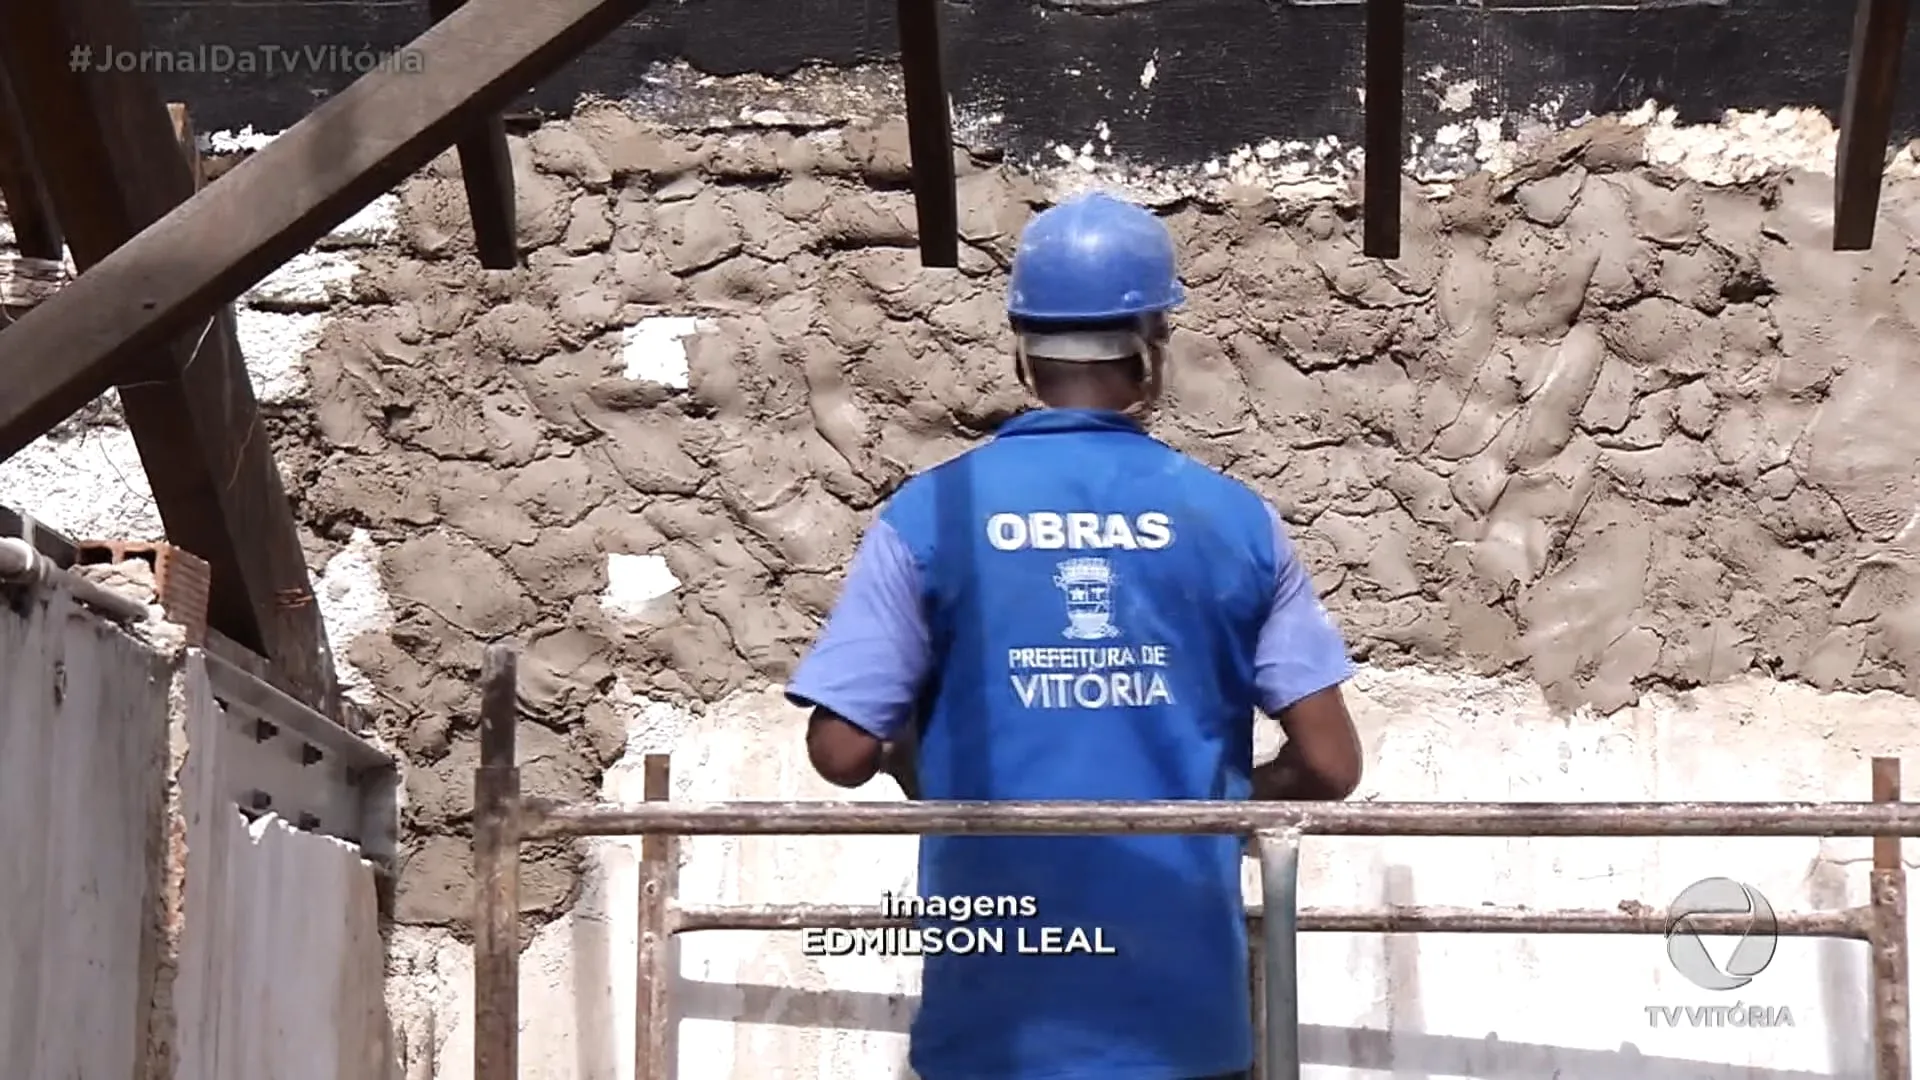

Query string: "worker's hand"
[1250, 755, 1310, 801]
[880, 740, 921, 800]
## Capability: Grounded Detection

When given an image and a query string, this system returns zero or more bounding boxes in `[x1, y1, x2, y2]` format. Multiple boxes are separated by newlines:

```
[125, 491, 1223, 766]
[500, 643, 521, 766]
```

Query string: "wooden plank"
[0, 0, 340, 720]
[0, 0, 649, 457]
[0, 68, 62, 260]
[428, 0, 519, 269]
[1363, 0, 1405, 258]
[1834, 0, 1910, 251]
[897, 0, 958, 268]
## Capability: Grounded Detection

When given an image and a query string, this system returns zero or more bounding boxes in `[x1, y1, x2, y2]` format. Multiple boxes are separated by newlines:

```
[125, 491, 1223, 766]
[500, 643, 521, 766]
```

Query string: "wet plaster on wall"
[9, 68, 1920, 1071]
[10, 79, 1920, 928]
[270, 94, 1920, 936]
[0, 189, 401, 541]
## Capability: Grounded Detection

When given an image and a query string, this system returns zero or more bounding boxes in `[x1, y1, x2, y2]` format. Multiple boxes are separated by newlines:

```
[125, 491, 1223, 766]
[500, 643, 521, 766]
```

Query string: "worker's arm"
[787, 520, 931, 796]
[1248, 504, 1362, 801]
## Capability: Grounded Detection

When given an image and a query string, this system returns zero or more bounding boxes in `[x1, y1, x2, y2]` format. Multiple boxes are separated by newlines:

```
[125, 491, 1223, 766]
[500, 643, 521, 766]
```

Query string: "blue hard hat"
[1006, 191, 1186, 324]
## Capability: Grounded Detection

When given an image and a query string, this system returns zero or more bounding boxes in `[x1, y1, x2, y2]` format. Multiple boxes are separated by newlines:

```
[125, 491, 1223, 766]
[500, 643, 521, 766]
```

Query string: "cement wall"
[0, 575, 396, 1079]
[6, 68, 1920, 1080]
[169, 651, 397, 1080]
[0, 585, 172, 1080]
[413, 674, 1920, 1080]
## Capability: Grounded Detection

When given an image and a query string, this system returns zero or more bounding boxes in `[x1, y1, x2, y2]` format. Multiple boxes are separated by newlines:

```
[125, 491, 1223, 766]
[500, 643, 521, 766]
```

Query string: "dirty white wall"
[6, 75, 1920, 1080]
[0, 586, 172, 1080]
[392, 675, 1920, 1080]
[168, 651, 396, 1080]
[0, 576, 396, 1079]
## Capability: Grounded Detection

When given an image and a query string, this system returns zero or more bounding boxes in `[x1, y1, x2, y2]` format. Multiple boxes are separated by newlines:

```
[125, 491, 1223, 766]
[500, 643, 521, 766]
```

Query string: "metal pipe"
[1256, 829, 1302, 1080]
[636, 755, 676, 1080]
[523, 797, 1920, 840]
[667, 901, 1868, 938]
[0, 535, 149, 623]
[1871, 757, 1910, 1080]
[473, 644, 521, 1080]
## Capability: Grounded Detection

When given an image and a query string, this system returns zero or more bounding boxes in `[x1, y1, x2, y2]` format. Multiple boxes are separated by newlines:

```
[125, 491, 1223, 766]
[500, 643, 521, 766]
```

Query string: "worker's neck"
[1036, 390, 1141, 413]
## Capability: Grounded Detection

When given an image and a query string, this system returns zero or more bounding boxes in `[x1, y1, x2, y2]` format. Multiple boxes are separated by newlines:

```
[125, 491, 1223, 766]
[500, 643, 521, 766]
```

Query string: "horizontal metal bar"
[0, 536, 150, 623]
[195, 648, 393, 775]
[670, 902, 1868, 939]
[521, 798, 1920, 840]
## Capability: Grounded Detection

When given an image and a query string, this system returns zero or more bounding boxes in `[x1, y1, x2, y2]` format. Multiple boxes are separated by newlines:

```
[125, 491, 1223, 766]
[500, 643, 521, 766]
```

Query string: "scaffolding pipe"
[0, 535, 149, 623]
[667, 901, 1870, 938]
[1256, 829, 1302, 1080]
[473, 644, 521, 1080]
[523, 797, 1920, 839]
[1873, 757, 1910, 1079]
[471, 641, 1911, 1080]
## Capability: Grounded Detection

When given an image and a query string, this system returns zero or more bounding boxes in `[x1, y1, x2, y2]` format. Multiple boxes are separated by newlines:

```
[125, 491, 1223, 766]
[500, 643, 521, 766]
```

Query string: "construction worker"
[787, 191, 1362, 1080]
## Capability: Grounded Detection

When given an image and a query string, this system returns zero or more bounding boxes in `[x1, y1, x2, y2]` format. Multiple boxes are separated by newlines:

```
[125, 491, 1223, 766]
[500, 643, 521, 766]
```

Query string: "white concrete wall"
[0, 579, 396, 1079]
[171, 653, 397, 1080]
[384, 672, 1916, 1080]
[0, 586, 173, 1080]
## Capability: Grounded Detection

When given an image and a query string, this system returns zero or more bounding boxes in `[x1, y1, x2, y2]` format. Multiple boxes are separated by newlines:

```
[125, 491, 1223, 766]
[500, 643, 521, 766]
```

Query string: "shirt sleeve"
[785, 519, 932, 741]
[1253, 502, 1355, 714]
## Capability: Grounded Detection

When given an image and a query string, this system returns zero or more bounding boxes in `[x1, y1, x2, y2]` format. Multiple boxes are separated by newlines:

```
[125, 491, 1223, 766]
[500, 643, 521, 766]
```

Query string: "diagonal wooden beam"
[0, 0, 647, 451]
[1834, 0, 1910, 251]
[428, 0, 519, 268]
[1363, 0, 1405, 258]
[0, 67, 63, 260]
[897, 0, 958, 268]
[0, 0, 341, 719]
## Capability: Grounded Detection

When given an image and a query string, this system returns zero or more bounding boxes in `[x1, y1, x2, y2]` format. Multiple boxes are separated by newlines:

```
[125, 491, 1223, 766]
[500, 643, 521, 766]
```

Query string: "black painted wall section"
[129, 0, 1920, 166]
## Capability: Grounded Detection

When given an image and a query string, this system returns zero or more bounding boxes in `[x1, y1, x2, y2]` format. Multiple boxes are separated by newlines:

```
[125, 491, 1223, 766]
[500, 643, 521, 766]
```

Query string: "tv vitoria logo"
[1664, 877, 1778, 991]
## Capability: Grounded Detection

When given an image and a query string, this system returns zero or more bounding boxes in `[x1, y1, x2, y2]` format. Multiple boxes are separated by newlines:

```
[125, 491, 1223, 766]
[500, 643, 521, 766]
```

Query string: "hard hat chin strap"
[1013, 322, 1169, 417]
[1014, 328, 1148, 362]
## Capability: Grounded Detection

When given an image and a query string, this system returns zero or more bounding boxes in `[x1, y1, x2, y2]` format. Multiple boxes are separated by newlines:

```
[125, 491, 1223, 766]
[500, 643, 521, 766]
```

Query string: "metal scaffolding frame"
[470, 645, 1916, 1080]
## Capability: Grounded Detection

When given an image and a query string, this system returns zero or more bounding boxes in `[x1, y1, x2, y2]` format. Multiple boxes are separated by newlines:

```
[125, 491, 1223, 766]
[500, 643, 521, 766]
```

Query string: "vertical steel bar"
[636, 754, 677, 1080]
[1248, 900, 1267, 1080]
[1833, 0, 1910, 250]
[426, 0, 519, 268]
[474, 643, 522, 1080]
[1362, 0, 1406, 258]
[1871, 757, 1909, 1080]
[1256, 828, 1302, 1080]
[895, 0, 959, 267]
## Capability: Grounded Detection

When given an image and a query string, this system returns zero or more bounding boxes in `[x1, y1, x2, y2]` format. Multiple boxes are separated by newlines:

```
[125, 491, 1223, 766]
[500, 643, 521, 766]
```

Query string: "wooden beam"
[0, 68, 62, 260]
[1835, 0, 1910, 251]
[0, 0, 340, 720]
[1363, 0, 1405, 259]
[897, 0, 959, 268]
[0, 0, 648, 456]
[428, 0, 519, 269]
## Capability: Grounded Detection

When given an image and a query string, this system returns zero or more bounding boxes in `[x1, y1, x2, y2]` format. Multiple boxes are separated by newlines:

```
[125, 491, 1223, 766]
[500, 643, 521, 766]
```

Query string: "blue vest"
[879, 408, 1278, 1080]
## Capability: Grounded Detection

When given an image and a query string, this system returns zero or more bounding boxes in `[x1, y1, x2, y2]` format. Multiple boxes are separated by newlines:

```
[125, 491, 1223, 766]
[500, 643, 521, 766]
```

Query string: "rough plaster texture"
[305, 100, 1920, 915]
[7, 69, 1920, 1078]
